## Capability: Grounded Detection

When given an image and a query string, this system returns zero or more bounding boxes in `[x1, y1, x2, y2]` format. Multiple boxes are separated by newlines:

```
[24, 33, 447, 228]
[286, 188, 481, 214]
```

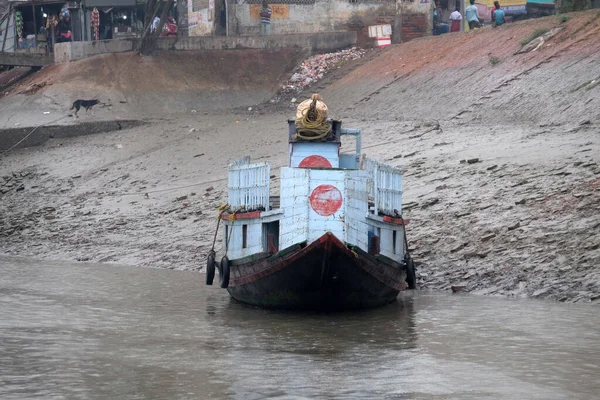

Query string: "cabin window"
[242, 224, 248, 249]
[393, 230, 397, 254]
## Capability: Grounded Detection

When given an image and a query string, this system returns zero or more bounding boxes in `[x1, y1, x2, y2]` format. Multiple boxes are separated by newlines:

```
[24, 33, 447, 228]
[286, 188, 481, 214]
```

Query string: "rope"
[207, 204, 243, 258]
[210, 204, 230, 253]
[2, 115, 69, 155]
[224, 208, 243, 257]
[295, 94, 330, 141]
[398, 215, 410, 258]
[295, 127, 330, 141]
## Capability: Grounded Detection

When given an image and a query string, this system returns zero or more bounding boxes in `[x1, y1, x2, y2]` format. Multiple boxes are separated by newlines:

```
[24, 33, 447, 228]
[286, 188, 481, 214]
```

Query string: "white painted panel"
[379, 225, 406, 263]
[368, 24, 392, 38]
[365, 220, 406, 263]
[306, 169, 345, 243]
[290, 142, 340, 168]
[223, 219, 264, 260]
[279, 167, 309, 249]
[228, 162, 270, 211]
[278, 168, 371, 250]
[339, 154, 359, 169]
[344, 171, 369, 252]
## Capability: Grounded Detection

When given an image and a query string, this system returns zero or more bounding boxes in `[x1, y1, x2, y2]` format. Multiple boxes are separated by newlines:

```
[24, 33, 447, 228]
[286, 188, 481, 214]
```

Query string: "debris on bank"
[281, 48, 366, 93]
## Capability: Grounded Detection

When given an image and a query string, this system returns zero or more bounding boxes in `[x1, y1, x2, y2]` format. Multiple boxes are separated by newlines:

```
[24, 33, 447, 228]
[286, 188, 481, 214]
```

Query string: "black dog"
[70, 99, 100, 118]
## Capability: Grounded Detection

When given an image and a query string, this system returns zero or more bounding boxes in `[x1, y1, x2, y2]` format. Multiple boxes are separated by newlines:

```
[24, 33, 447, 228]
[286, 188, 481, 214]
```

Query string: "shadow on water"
[203, 292, 420, 399]
[215, 293, 418, 354]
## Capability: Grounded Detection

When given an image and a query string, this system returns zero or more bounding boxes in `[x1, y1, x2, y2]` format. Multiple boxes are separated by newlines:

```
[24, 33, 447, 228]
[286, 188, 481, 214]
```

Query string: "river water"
[1, 256, 599, 400]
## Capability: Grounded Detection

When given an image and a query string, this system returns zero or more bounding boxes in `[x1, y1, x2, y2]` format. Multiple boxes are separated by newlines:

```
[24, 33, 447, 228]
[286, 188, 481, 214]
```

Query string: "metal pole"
[340, 128, 362, 157]
[224, 1, 228, 37]
[51, 16, 55, 53]
[32, 2, 38, 49]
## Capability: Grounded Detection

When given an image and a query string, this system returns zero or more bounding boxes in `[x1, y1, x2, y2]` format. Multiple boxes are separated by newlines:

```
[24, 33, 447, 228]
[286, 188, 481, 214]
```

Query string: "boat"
[205, 118, 416, 311]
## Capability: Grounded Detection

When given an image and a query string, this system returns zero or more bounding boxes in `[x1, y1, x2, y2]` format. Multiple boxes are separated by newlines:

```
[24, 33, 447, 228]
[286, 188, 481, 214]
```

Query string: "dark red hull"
[227, 232, 408, 311]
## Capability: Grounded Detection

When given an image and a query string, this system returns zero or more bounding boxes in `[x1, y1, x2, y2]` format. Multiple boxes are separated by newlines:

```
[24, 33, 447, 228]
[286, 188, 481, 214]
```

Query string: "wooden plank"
[375, 253, 404, 269]
[221, 211, 261, 220]
[230, 251, 271, 266]
[382, 216, 410, 225]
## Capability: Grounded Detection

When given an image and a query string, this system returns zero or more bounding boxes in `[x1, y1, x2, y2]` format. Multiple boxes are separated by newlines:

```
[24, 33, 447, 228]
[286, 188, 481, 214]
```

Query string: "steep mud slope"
[0, 48, 308, 124]
[325, 11, 600, 127]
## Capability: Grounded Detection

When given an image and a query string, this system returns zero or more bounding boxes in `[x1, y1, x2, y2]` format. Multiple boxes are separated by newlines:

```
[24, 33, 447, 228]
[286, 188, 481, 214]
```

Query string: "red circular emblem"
[299, 155, 332, 169]
[310, 185, 343, 217]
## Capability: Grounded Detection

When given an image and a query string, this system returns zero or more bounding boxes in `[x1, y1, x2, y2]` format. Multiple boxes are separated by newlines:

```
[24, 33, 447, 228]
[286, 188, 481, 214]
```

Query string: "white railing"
[228, 159, 271, 211]
[229, 155, 251, 168]
[362, 157, 403, 215]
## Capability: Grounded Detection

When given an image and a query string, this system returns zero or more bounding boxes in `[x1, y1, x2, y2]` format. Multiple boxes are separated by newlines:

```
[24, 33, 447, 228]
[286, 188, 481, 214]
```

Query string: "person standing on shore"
[492, 1, 506, 27]
[465, 0, 481, 30]
[450, 7, 463, 33]
[260, 1, 272, 35]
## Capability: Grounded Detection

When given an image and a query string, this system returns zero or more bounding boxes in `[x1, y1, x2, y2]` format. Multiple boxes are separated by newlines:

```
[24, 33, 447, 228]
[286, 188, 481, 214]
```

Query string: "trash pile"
[281, 48, 366, 93]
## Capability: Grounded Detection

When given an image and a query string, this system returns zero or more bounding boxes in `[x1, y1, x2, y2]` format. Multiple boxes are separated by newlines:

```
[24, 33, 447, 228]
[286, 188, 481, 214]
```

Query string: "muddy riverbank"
[1, 112, 598, 303]
[1, 11, 599, 303]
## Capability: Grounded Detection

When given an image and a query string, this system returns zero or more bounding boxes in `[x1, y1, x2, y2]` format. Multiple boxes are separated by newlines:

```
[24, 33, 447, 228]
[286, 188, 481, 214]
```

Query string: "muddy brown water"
[1, 256, 599, 399]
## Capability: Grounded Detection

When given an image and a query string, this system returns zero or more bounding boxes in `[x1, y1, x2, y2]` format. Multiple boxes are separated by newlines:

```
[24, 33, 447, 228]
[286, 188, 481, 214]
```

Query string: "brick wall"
[401, 13, 428, 42]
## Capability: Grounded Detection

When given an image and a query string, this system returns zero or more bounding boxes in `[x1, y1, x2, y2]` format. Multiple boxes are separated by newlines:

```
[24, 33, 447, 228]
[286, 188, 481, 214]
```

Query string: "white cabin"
[222, 121, 407, 263]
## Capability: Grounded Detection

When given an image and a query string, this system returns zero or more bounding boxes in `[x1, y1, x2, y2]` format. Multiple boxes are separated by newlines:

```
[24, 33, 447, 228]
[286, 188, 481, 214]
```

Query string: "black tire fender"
[220, 256, 230, 289]
[405, 256, 416, 290]
[206, 250, 216, 286]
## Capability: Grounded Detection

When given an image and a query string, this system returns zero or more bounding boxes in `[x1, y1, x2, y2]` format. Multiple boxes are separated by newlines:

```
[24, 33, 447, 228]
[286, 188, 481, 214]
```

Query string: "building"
[1, 0, 438, 67]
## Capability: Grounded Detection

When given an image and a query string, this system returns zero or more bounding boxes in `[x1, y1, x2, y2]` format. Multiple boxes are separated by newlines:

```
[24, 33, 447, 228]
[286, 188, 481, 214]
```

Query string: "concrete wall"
[153, 31, 356, 52]
[50, 32, 355, 64]
[54, 39, 135, 63]
[228, 0, 396, 36]
[0, 52, 53, 67]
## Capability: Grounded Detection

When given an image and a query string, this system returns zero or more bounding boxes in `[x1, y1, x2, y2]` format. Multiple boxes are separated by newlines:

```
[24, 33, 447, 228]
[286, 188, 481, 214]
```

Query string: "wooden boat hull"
[226, 232, 408, 311]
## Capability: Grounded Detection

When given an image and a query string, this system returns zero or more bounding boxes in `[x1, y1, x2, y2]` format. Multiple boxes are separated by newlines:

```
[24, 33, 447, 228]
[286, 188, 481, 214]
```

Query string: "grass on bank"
[521, 28, 550, 46]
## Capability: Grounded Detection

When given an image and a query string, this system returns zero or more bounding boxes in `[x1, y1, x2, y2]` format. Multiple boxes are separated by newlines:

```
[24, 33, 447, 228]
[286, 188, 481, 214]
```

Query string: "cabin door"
[263, 221, 279, 253]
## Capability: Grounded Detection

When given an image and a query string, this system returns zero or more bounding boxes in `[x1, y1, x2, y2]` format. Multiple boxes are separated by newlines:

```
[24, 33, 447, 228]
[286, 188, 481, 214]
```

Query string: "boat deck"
[268, 196, 377, 212]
